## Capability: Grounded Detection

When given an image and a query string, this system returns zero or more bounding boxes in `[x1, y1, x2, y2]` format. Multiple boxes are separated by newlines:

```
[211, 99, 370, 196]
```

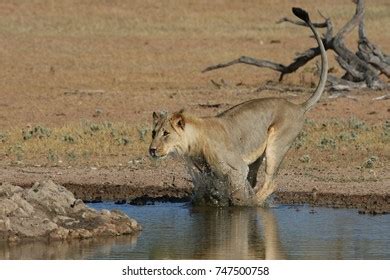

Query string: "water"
[1, 202, 389, 259]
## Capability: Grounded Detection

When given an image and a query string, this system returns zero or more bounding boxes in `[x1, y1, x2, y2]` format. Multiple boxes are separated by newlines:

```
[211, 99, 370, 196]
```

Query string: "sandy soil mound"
[0, 181, 141, 243]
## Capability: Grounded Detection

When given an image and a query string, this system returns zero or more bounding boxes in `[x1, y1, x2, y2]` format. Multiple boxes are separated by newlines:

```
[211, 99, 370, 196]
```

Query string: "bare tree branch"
[202, 0, 389, 90]
[356, 5, 390, 77]
[327, 75, 367, 91]
[334, 0, 365, 40]
[202, 56, 285, 73]
[357, 39, 390, 77]
[202, 44, 329, 82]
[335, 55, 365, 80]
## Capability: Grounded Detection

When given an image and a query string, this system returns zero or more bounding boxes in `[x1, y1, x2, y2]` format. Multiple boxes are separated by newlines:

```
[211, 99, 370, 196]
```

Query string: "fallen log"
[203, 0, 389, 91]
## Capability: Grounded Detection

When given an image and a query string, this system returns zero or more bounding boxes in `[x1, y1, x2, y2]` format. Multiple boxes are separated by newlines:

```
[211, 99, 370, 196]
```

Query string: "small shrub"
[89, 124, 100, 132]
[362, 156, 379, 169]
[115, 135, 131, 146]
[318, 136, 336, 149]
[328, 118, 342, 128]
[383, 120, 390, 131]
[348, 117, 367, 130]
[137, 127, 148, 142]
[47, 149, 58, 162]
[0, 132, 7, 143]
[62, 133, 77, 143]
[337, 131, 357, 142]
[110, 128, 131, 146]
[382, 120, 390, 139]
[82, 150, 92, 159]
[66, 150, 77, 161]
[293, 131, 307, 149]
[22, 125, 51, 140]
[82, 121, 109, 135]
[8, 145, 24, 161]
[304, 119, 316, 127]
[299, 154, 311, 163]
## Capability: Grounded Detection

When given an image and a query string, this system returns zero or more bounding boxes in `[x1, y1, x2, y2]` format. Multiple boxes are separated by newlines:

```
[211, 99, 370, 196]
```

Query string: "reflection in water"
[190, 208, 285, 259]
[1, 203, 389, 260]
[0, 234, 139, 260]
[259, 209, 285, 260]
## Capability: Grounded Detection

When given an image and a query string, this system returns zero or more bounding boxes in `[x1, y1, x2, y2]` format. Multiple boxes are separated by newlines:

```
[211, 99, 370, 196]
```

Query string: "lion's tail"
[292, 7, 328, 112]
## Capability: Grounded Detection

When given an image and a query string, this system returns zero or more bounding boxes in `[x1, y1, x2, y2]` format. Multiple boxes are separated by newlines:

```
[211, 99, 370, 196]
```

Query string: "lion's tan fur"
[149, 9, 328, 206]
[149, 99, 306, 205]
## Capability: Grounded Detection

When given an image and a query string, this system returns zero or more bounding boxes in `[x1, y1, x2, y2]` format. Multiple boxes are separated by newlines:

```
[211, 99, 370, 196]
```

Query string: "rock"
[49, 226, 69, 241]
[129, 218, 140, 230]
[10, 193, 34, 216]
[0, 180, 141, 242]
[78, 229, 92, 239]
[10, 216, 58, 238]
[0, 198, 18, 216]
[98, 224, 119, 236]
[115, 223, 132, 234]
[0, 218, 10, 231]
[69, 229, 80, 239]
[81, 210, 98, 220]
[24, 181, 75, 215]
[0, 183, 23, 197]
[8, 235, 19, 243]
[71, 199, 85, 213]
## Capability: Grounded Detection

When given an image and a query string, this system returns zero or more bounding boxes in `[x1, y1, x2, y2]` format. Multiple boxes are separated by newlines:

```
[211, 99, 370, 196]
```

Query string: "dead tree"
[202, 0, 389, 91]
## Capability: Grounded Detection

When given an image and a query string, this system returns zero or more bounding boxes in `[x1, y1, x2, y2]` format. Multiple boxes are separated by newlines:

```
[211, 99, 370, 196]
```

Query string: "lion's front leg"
[228, 173, 255, 206]
[216, 157, 255, 206]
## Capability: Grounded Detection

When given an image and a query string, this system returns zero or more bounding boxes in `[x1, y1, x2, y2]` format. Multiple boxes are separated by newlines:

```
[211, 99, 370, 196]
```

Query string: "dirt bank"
[1, 163, 388, 214]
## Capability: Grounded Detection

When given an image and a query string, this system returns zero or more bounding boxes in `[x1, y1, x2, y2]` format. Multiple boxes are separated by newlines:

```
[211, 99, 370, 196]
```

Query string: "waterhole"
[1, 202, 389, 259]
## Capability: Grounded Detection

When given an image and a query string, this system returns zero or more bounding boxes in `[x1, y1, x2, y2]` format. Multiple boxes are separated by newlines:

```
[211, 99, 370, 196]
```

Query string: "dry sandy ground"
[0, 0, 389, 128]
[0, 0, 389, 212]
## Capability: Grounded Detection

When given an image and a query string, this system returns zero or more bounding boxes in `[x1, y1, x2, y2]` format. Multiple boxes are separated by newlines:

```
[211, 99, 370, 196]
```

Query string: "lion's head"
[149, 110, 187, 158]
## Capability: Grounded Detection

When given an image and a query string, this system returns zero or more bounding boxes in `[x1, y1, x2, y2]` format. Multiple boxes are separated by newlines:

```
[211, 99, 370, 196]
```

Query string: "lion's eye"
[152, 130, 156, 139]
[163, 131, 170, 137]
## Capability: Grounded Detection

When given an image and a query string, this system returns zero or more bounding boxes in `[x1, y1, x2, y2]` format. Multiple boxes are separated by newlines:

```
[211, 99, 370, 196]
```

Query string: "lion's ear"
[171, 111, 185, 130]
[177, 117, 185, 130]
[152, 111, 159, 121]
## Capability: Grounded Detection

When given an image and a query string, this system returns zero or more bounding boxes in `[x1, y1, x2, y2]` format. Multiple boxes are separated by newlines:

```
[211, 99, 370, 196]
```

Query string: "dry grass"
[287, 118, 390, 168]
[0, 121, 150, 167]
[0, 118, 388, 169]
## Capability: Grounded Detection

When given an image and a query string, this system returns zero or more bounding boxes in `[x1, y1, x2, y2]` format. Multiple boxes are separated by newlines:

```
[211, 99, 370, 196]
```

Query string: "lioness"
[149, 8, 328, 206]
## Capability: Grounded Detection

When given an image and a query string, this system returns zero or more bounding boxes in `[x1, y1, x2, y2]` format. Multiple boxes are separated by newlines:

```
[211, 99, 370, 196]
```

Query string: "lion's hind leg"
[256, 124, 302, 205]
